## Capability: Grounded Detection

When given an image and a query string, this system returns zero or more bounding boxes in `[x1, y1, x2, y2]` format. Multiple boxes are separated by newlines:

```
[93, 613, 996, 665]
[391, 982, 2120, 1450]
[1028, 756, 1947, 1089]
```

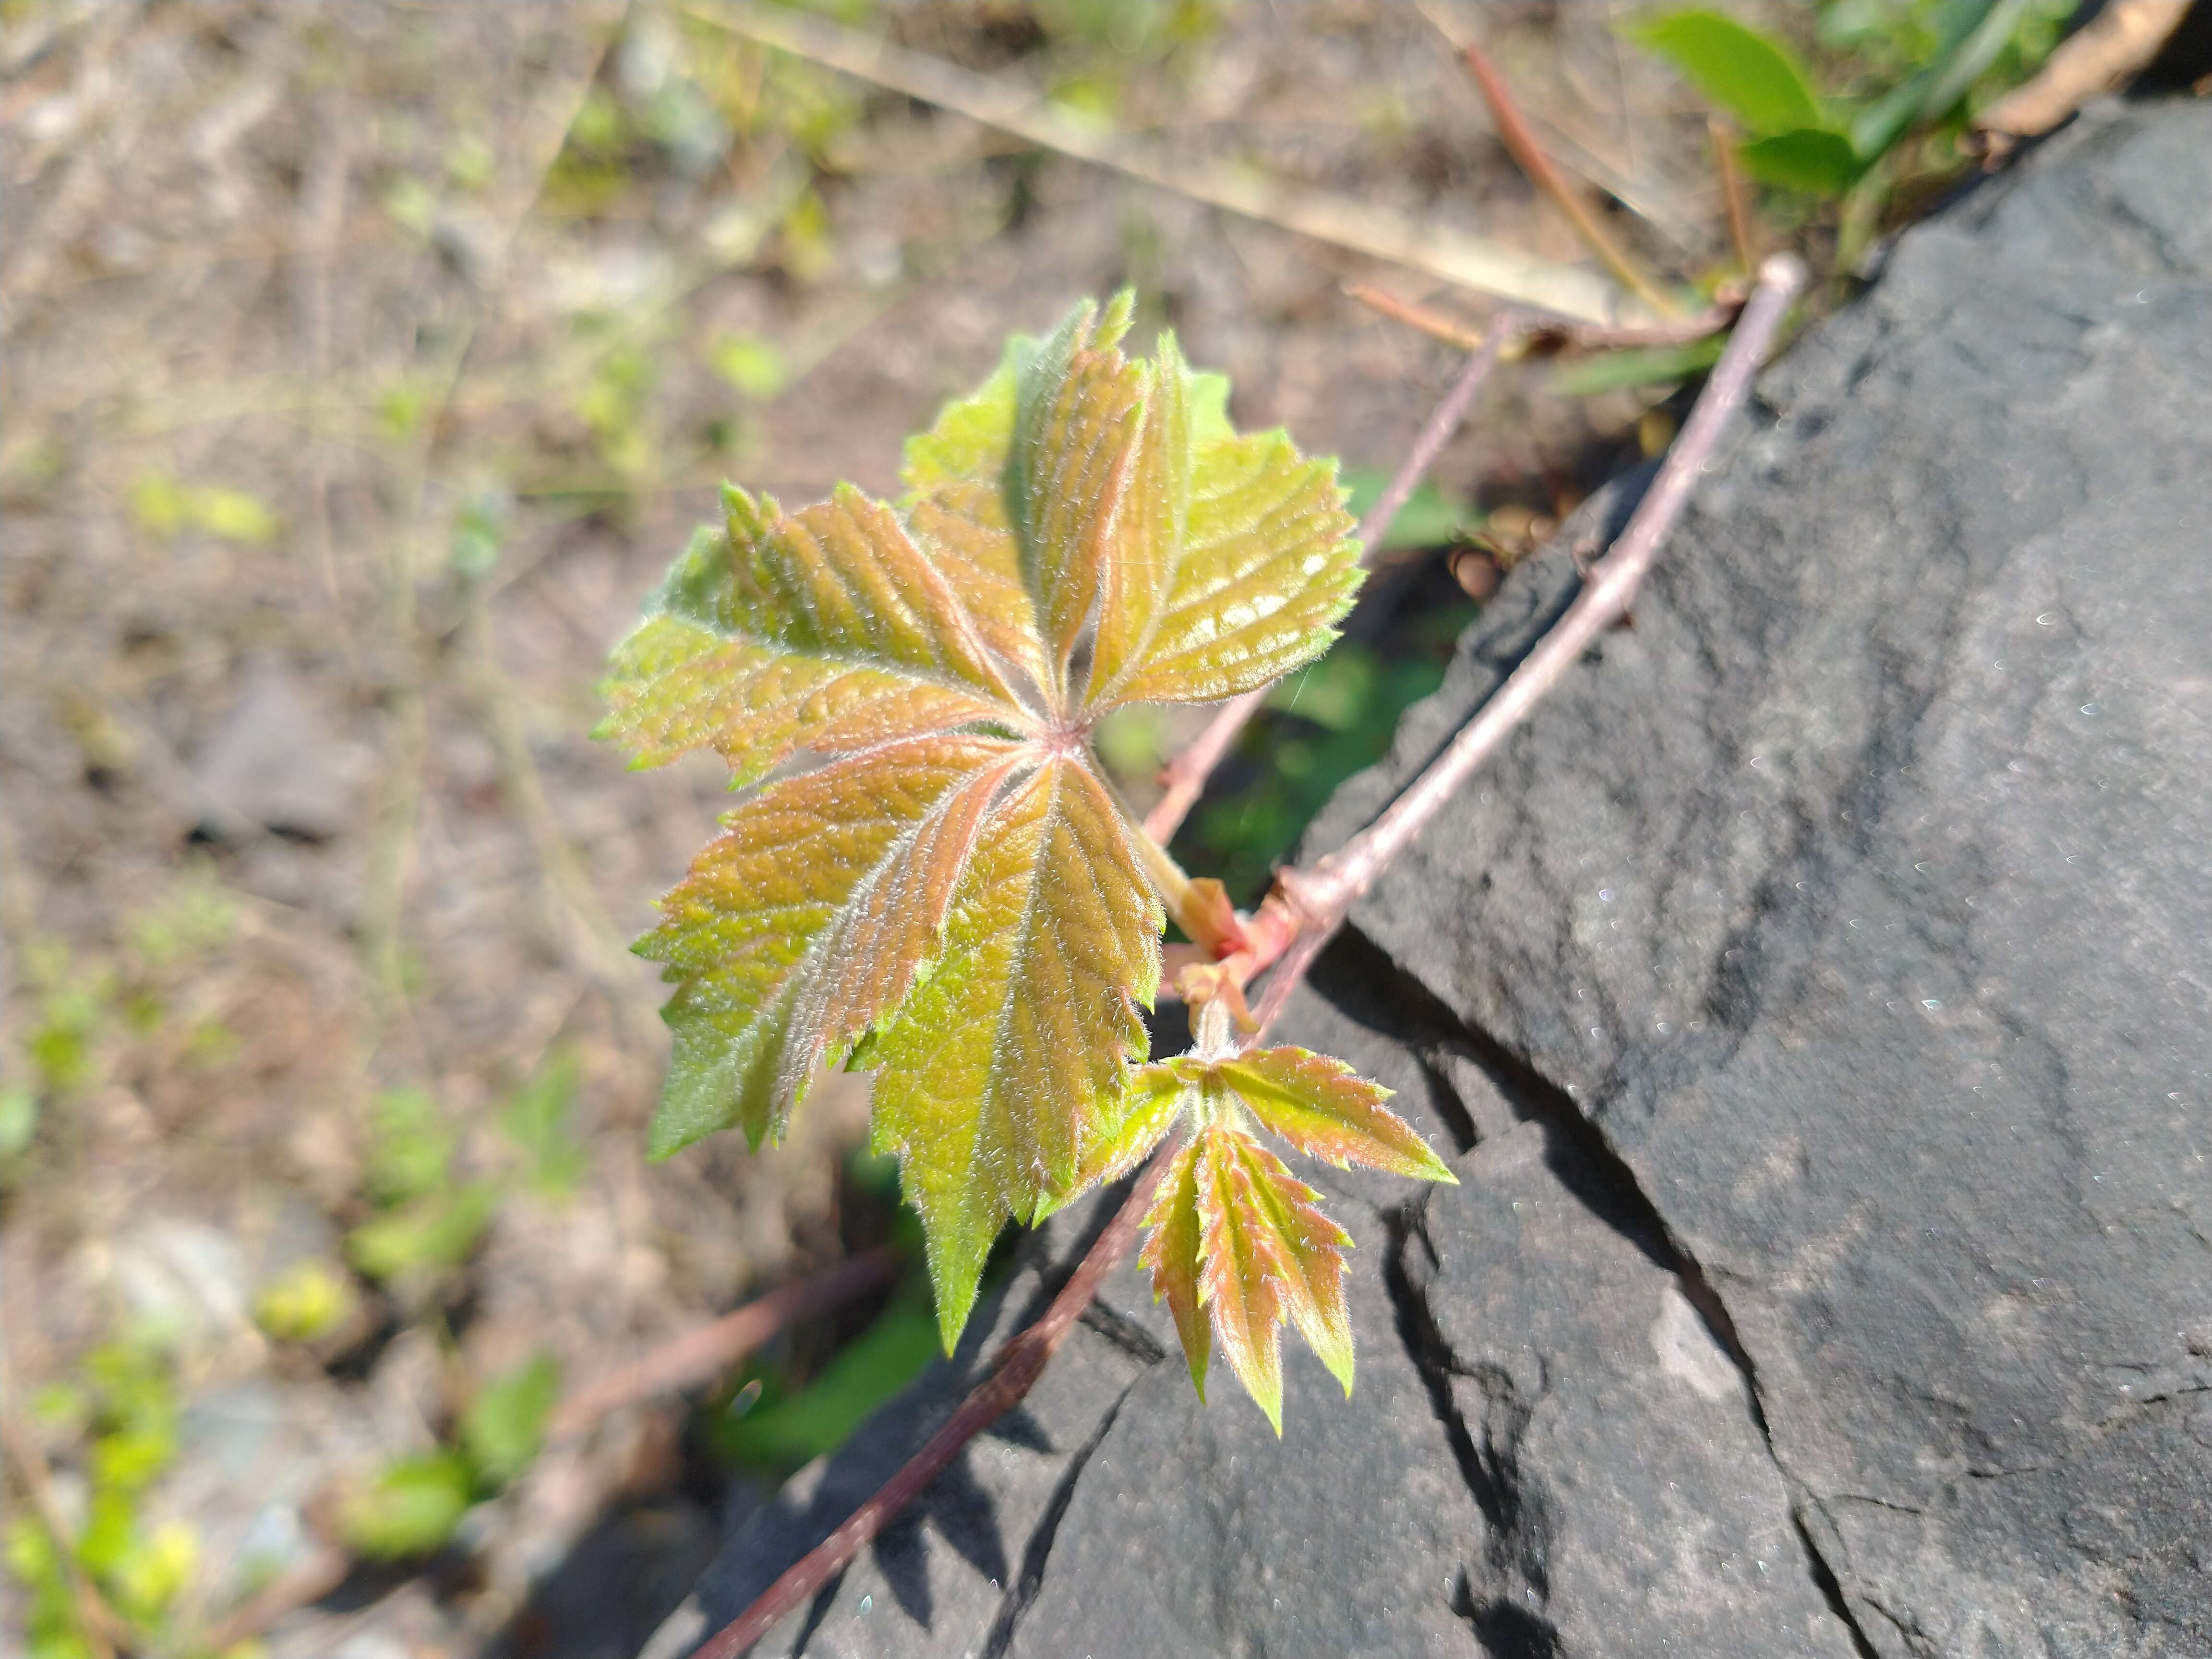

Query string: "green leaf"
[339, 1453, 474, 1560]
[1187, 1124, 1355, 1431]
[710, 331, 790, 399]
[640, 734, 1028, 1159]
[603, 292, 1363, 1355]
[1086, 416, 1360, 711]
[1139, 1138, 1209, 1401]
[0, 1082, 37, 1158]
[901, 351, 1017, 495]
[1006, 293, 1145, 677]
[460, 1352, 561, 1485]
[499, 1045, 588, 1196]
[254, 1259, 359, 1343]
[362, 1086, 456, 1206]
[1205, 1047, 1455, 1182]
[1339, 469, 1479, 551]
[1057, 1060, 1185, 1203]
[713, 1291, 940, 1467]
[1629, 9, 1827, 134]
[870, 756, 1161, 1348]
[1736, 128, 1864, 196]
[597, 489, 1022, 785]
[1847, 0, 2027, 161]
[345, 1182, 498, 1282]
[1548, 334, 1730, 397]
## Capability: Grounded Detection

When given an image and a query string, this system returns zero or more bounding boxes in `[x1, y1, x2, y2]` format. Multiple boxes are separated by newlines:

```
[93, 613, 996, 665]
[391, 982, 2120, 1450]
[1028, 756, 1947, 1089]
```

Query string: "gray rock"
[665, 962, 1853, 1658]
[661, 97, 2212, 1659]
[190, 653, 365, 840]
[1317, 96, 2212, 1657]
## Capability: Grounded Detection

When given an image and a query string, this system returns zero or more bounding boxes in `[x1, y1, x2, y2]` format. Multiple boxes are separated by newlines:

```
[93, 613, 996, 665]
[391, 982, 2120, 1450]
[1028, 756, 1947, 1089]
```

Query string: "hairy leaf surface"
[1186, 1124, 1354, 1434]
[603, 293, 1366, 1353]
[1135, 1049, 1454, 1423]
[1210, 1047, 1455, 1181]
[869, 756, 1161, 1345]
[1140, 1139, 1209, 1400]
[639, 734, 1023, 1158]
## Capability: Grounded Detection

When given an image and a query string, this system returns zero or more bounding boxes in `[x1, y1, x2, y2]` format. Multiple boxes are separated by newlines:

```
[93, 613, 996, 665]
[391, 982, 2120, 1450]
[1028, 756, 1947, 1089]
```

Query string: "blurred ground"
[0, 1, 1756, 1652]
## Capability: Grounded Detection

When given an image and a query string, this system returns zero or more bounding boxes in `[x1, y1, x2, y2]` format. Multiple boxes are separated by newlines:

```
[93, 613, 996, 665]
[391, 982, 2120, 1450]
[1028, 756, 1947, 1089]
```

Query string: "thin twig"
[1458, 40, 1683, 320]
[1249, 254, 1805, 1033]
[1345, 282, 1487, 351]
[680, 0, 1626, 322]
[693, 1152, 1177, 1659]
[1144, 327, 1510, 845]
[547, 1248, 902, 1442]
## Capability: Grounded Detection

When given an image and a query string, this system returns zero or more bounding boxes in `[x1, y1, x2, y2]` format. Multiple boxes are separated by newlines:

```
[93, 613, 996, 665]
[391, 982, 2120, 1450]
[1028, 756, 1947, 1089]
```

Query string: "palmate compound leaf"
[601, 293, 1362, 1352]
[1134, 1047, 1456, 1430]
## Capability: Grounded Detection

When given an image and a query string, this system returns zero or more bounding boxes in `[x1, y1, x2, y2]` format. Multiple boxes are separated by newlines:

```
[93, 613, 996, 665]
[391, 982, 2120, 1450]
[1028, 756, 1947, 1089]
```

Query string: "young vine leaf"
[1133, 1046, 1454, 1432]
[599, 294, 1367, 1354]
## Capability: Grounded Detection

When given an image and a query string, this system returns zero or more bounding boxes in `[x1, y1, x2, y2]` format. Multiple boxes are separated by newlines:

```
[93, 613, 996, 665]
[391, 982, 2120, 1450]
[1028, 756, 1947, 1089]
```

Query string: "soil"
[0, 2, 1725, 1651]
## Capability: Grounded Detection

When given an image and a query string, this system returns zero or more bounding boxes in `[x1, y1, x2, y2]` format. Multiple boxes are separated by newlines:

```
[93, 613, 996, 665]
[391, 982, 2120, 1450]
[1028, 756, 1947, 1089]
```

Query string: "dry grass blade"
[1711, 117, 1757, 279]
[1457, 39, 1683, 320]
[680, 0, 1628, 323]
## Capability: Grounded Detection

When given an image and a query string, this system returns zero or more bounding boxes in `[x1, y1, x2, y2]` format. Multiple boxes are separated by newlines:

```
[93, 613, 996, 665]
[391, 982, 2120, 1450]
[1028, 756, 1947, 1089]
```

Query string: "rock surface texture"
[655, 97, 2212, 1659]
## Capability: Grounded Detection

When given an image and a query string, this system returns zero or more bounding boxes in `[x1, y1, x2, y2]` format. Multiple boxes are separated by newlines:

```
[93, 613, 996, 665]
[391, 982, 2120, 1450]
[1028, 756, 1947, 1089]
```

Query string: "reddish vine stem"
[1145, 324, 1508, 845]
[1249, 252, 1804, 1033]
[698, 250, 1803, 1659]
[692, 1148, 1178, 1659]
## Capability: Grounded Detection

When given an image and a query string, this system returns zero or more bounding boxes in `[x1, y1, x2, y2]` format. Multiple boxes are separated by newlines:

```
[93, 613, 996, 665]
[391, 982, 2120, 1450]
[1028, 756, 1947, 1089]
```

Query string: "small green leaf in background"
[1339, 469, 1480, 551]
[1738, 128, 1865, 195]
[1092, 703, 1172, 785]
[3, 1513, 87, 1659]
[451, 485, 510, 580]
[1846, 0, 2033, 161]
[254, 1259, 359, 1344]
[378, 172, 439, 238]
[712, 1290, 941, 1469]
[709, 332, 790, 400]
[362, 1086, 456, 1207]
[0, 1082, 38, 1159]
[340, 1452, 475, 1560]
[345, 1181, 498, 1282]
[125, 871, 238, 968]
[1550, 335, 1729, 397]
[127, 472, 279, 544]
[459, 1352, 561, 1486]
[189, 484, 280, 545]
[97, 1519, 198, 1629]
[1629, 9, 1826, 134]
[498, 1046, 588, 1198]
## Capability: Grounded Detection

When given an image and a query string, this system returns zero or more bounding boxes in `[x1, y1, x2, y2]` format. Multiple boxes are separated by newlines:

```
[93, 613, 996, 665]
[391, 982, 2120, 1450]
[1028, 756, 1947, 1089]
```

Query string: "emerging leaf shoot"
[601, 294, 1447, 1426]
[1131, 1042, 1454, 1432]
